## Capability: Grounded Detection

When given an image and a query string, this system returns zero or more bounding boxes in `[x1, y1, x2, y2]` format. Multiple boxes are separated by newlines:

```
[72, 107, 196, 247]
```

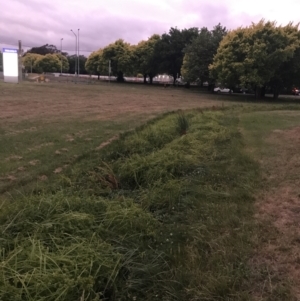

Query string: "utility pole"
[70, 30, 78, 79]
[18, 40, 22, 82]
[78, 29, 80, 76]
[60, 38, 63, 75]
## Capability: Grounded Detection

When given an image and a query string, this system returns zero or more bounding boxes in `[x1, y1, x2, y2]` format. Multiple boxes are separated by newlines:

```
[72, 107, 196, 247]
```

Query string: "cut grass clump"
[0, 108, 260, 300]
[0, 193, 168, 301]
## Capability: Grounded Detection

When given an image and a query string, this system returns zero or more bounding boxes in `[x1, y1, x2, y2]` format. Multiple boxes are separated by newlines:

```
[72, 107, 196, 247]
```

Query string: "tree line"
[20, 20, 300, 98]
[85, 24, 226, 86]
[21, 44, 88, 75]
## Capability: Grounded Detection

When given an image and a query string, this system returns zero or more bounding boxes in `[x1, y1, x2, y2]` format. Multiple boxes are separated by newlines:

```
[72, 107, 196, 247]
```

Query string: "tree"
[209, 20, 300, 98]
[85, 50, 107, 79]
[34, 54, 65, 73]
[68, 55, 87, 75]
[268, 44, 300, 98]
[26, 44, 63, 56]
[53, 54, 69, 73]
[133, 34, 161, 84]
[102, 39, 135, 82]
[23, 53, 68, 73]
[154, 27, 199, 84]
[86, 40, 134, 82]
[181, 24, 227, 87]
[22, 53, 43, 73]
[78, 55, 88, 74]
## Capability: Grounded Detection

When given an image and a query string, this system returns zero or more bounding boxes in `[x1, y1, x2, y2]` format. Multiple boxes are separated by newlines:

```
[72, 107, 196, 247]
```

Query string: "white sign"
[3, 48, 19, 83]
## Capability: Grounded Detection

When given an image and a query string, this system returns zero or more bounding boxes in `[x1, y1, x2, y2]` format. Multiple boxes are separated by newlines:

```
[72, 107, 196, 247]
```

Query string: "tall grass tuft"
[176, 111, 189, 135]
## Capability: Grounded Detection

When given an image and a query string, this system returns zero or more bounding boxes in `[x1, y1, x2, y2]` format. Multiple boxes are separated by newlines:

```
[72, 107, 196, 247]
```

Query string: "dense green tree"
[181, 24, 227, 87]
[209, 20, 300, 98]
[154, 27, 199, 84]
[85, 50, 107, 79]
[102, 39, 135, 82]
[68, 55, 87, 74]
[23, 53, 68, 73]
[268, 45, 300, 97]
[22, 53, 43, 73]
[34, 54, 65, 73]
[133, 34, 161, 84]
[26, 44, 64, 56]
[53, 54, 69, 73]
[86, 40, 134, 82]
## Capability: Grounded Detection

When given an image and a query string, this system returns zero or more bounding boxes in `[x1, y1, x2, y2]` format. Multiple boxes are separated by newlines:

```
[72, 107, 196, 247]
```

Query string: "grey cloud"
[1, 0, 263, 56]
[176, 1, 263, 30]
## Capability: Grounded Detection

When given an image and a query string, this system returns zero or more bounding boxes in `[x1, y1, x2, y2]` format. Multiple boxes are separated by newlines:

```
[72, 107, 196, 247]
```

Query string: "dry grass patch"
[0, 81, 250, 125]
[241, 110, 300, 300]
[255, 126, 300, 299]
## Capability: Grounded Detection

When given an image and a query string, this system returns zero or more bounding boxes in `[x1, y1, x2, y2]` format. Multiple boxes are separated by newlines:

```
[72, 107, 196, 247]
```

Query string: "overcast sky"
[1, 0, 300, 56]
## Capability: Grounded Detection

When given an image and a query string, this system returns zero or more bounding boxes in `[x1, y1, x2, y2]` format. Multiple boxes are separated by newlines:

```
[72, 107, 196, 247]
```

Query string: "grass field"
[1, 81, 300, 300]
[0, 81, 251, 196]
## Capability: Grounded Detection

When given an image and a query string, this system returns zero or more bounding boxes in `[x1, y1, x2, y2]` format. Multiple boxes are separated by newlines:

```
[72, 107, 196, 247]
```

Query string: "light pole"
[60, 38, 63, 75]
[70, 29, 77, 76]
[78, 29, 80, 76]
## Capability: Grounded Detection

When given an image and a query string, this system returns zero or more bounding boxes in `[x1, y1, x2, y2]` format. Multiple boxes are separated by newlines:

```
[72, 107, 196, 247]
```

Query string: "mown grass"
[1, 81, 250, 199]
[0, 117, 148, 197]
[2, 81, 300, 300]
[239, 109, 300, 301]
[0, 108, 261, 300]
[240, 109, 300, 155]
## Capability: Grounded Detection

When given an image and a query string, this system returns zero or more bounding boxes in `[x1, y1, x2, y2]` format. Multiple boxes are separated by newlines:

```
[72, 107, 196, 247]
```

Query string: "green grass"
[0, 118, 139, 195]
[0, 108, 261, 300]
[0, 81, 259, 198]
[240, 109, 300, 150]
[1, 82, 300, 300]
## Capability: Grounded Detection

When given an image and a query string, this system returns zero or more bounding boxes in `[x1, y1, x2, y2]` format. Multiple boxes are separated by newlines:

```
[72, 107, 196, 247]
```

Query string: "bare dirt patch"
[255, 126, 300, 298]
[38, 175, 48, 181]
[55, 148, 69, 155]
[4, 127, 37, 136]
[6, 175, 17, 182]
[65, 135, 75, 142]
[5, 155, 23, 161]
[28, 142, 54, 152]
[53, 167, 63, 174]
[95, 135, 119, 150]
[29, 160, 40, 166]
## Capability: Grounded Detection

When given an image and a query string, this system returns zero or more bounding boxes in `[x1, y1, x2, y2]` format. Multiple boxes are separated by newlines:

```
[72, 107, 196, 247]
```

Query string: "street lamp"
[78, 29, 80, 76]
[60, 38, 63, 75]
[70, 29, 77, 76]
